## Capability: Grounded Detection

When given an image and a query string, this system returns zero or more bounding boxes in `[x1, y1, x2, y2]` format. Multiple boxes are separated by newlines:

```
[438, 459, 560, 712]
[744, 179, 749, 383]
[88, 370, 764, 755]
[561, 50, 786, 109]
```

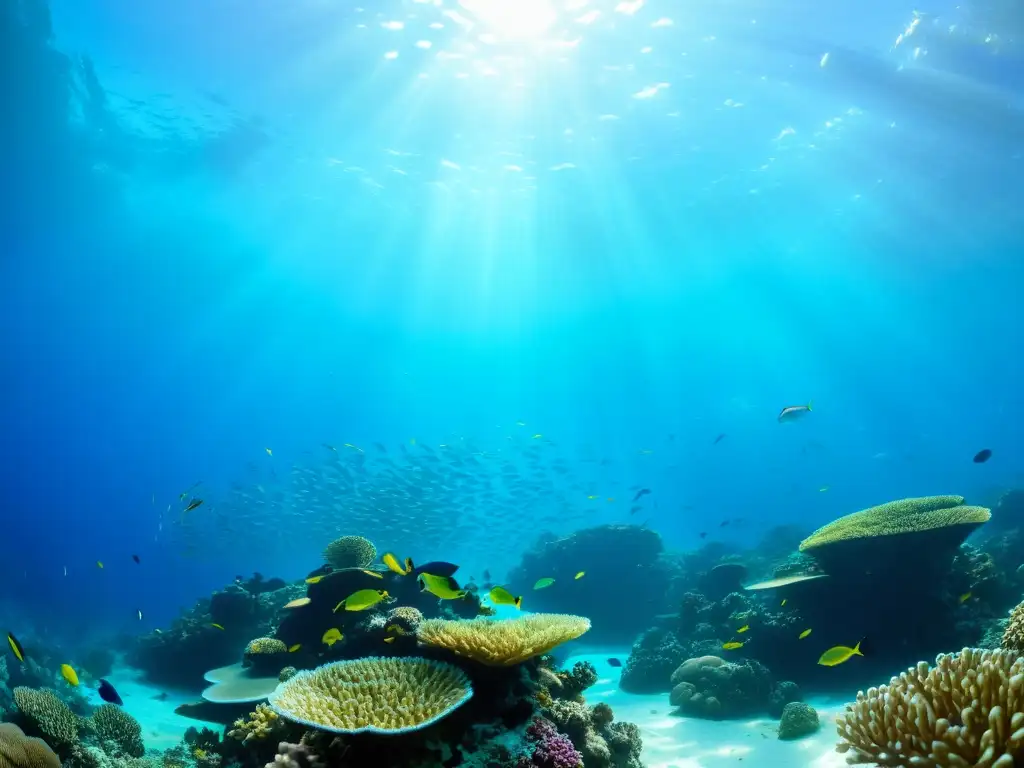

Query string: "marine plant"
[416, 614, 591, 667]
[322, 536, 377, 570]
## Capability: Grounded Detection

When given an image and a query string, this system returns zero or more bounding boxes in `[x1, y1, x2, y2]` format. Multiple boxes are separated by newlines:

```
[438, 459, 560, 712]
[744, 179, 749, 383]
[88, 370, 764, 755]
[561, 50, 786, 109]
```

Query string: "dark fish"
[778, 403, 812, 422]
[152, 692, 169, 702]
[98, 679, 123, 706]
[973, 449, 992, 463]
[132, 555, 140, 564]
[483, 570, 491, 581]
[414, 561, 459, 578]
[720, 520, 730, 527]
[184, 498, 204, 513]
[713, 433, 726, 445]
[629, 505, 643, 515]
[7, 632, 25, 663]
[699, 532, 707, 539]
[607, 658, 622, 667]
[632, 488, 651, 503]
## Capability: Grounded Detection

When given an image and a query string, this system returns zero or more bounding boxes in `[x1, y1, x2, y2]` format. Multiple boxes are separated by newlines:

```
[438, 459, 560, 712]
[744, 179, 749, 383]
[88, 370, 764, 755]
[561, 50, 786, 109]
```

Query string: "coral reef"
[1001, 599, 1024, 651]
[322, 536, 376, 570]
[228, 704, 284, 745]
[836, 647, 1023, 766]
[91, 705, 144, 758]
[619, 628, 688, 694]
[417, 615, 590, 667]
[767, 680, 802, 718]
[668, 656, 773, 719]
[777, 702, 818, 740]
[11, 688, 79, 754]
[519, 718, 583, 768]
[0, 723, 61, 768]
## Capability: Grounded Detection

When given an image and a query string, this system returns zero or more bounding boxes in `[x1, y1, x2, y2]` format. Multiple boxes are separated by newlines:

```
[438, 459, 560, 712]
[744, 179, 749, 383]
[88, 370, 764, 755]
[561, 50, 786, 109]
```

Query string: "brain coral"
[416, 614, 590, 667]
[0, 724, 60, 768]
[322, 536, 377, 569]
[836, 647, 1023, 767]
[1001, 600, 1024, 652]
[92, 704, 144, 758]
[12, 688, 79, 751]
[245, 638, 288, 656]
[267, 657, 472, 734]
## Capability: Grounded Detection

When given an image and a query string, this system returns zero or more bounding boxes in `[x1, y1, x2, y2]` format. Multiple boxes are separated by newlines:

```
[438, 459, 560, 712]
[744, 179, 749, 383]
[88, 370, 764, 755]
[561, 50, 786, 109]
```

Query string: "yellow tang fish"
[818, 641, 863, 667]
[305, 575, 325, 584]
[385, 624, 409, 636]
[418, 573, 466, 600]
[781, 599, 787, 607]
[799, 629, 812, 639]
[335, 589, 389, 612]
[384, 636, 396, 644]
[722, 641, 744, 650]
[284, 598, 312, 609]
[736, 625, 749, 634]
[382, 553, 411, 576]
[288, 644, 301, 653]
[210, 623, 225, 630]
[533, 578, 555, 590]
[489, 586, 522, 609]
[959, 592, 972, 604]
[322, 628, 343, 647]
[6, 633, 25, 663]
[575, 572, 585, 580]
[60, 664, 79, 687]
[361, 570, 384, 579]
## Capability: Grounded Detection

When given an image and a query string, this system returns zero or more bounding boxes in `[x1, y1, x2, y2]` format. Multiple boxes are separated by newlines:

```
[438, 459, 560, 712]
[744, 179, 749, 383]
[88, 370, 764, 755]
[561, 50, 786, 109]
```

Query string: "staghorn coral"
[416, 614, 590, 667]
[322, 536, 376, 570]
[0, 723, 60, 768]
[1001, 600, 1024, 651]
[92, 704, 144, 758]
[228, 704, 283, 744]
[267, 657, 472, 734]
[12, 688, 79, 752]
[777, 702, 818, 740]
[836, 647, 1024, 767]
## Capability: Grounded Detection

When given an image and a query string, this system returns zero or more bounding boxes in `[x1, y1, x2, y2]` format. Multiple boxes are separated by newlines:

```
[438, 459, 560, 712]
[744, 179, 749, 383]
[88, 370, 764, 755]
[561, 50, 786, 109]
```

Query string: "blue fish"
[98, 679, 123, 706]
[413, 561, 459, 578]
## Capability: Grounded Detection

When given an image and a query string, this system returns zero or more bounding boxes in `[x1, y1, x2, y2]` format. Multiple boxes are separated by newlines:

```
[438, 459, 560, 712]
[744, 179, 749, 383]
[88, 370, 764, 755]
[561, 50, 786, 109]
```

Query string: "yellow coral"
[1002, 600, 1024, 652]
[228, 704, 282, 744]
[12, 688, 78, 751]
[799, 496, 989, 551]
[836, 647, 1024, 767]
[244, 638, 287, 656]
[267, 657, 472, 734]
[322, 536, 377, 569]
[416, 614, 591, 667]
[0, 723, 60, 768]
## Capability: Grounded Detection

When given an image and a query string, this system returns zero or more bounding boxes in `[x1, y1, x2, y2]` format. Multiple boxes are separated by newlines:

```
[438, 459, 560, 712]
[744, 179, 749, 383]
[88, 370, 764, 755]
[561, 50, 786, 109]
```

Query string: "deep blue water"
[1, 0, 1022, 653]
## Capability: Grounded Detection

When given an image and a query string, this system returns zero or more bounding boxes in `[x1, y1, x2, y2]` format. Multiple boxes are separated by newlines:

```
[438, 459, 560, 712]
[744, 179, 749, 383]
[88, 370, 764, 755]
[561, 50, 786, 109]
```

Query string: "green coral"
[777, 702, 819, 740]
[92, 705, 144, 758]
[322, 536, 377, 569]
[12, 688, 79, 752]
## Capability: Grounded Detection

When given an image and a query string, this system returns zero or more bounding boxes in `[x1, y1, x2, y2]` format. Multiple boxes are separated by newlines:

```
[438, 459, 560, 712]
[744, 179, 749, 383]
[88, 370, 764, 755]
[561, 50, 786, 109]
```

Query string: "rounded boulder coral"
[836, 647, 1023, 767]
[669, 656, 772, 719]
[1001, 600, 1024, 652]
[268, 657, 472, 734]
[0, 723, 60, 768]
[777, 702, 819, 740]
[417, 614, 590, 667]
[322, 536, 377, 570]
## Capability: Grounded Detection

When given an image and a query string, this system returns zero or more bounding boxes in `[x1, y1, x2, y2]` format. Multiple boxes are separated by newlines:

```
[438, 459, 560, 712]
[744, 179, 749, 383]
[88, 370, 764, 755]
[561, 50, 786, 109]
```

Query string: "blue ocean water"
[1, 0, 1023, 732]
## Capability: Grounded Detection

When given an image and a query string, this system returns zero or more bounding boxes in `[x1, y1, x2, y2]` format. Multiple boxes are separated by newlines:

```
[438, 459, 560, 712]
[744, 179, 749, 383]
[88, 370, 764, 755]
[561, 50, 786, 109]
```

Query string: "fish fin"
[514, 597, 522, 609]
[853, 640, 863, 656]
[807, 400, 813, 411]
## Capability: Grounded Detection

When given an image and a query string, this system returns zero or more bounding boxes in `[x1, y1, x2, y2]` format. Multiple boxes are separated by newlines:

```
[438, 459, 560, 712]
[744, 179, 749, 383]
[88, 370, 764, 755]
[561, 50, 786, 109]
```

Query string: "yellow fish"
[96, 561, 104, 569]
[385, 624, 409, 636]
[418, 573, 466, 600]
[361, 570, 384, 579]
[575, 571, 585, 580]
[737, 625, 749, 633]
[606, 497, 615, 502]
[384, 637, 396, 644]
[959, 592, 972, 604]
[818, 641, 863, 667]
[60, 664, 79, 687]
[210, 623, 225, 630]
[722, 641, 744, 650]
[781, 599, 787, 607]
[305, 575, 324, 584]
[489, 586, 522, 609]
[322, 628, 343, 647]
[335, 589, 389, 612]
[287, 644, 301, 653]
[265, 448, 273, 457]
[516, 421, 526, 427]
[533, 577, 555, 590]
[382, 553, 411, 576]
[799, 629, 812, 639]
[284, 597, 312, 609]
[6, 633, 25, 663]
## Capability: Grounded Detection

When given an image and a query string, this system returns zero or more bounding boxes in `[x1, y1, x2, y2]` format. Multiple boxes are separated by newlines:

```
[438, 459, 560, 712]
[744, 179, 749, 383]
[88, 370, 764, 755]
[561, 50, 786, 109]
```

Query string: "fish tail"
[807, 400, 813, 411]
[405, 558, 415, 574]
[514, 597, 522, 609]
[853, 640, 863, 656]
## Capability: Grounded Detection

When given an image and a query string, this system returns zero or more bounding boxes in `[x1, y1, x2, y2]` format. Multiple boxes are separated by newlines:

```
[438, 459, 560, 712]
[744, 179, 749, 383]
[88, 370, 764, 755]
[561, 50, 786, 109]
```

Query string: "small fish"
[383, 636, 396, 644]
[343, 443, 363, 452]
[336, 589, 390, 612]
[132, 555, 140, 564]
[819, 487, 829, 492]
[98, 679, 123, 706]
[152, 692, 169, 702]
[515, 421, 526, 426]
[210, 623, 225, 630]
[699, 532, 707, 539]
[630, 505, 642, 515]
[973, 449, 992, 464]
[607, 658, 622, 667]
[606, 497, 615, 502]
[183, 498, 204, 513]
[575, 571, 585, 580]
[489, 586, 522, 609]
[137, 609, 143, 621]
[778, 402, 812, 422]
[322, 443, 337, 452]
[63, 566, 67, 577]
[632, 488, 651, 503]
[60, 664, 79, 687]
[6, 633, 25, 663]
[713, 433, 726, 445]
[959, 592, 972, 604]
[385, 624, 409, 636]
[719, 520, 729, 527]
[533, 577, 555, 590]
[322, 628, 343, 647]
[418, 574, 466, 600]
[284, 598, 311, 609]
[96, 561, 104, 569]
[382, 552, 411, 575]
[722, 641, 744, 650]
[818, 641, 864, 667]
[305, 575, 324, 584]
[587, 495, 599, 500]
[361, 570, 384, 579]
[781, 599, 787, 607]
[737, 625, 749, 633]
[265, 448, 273, 456]
[288, 644, 301, 653]
[532, 434, 543, 439]
[799, 629, 812, 639]
[413, 561, 458, 577]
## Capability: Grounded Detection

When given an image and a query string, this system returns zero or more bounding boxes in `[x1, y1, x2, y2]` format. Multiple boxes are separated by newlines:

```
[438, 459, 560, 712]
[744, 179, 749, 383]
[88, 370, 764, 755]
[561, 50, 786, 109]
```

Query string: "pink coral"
[518, 718, 583, 768]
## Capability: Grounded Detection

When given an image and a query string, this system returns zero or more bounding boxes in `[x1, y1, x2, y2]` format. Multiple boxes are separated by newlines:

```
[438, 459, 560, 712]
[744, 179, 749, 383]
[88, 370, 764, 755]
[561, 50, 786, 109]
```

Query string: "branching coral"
[322, 536, 376, 570]
[12, 688, 79, 752]
[228, 704, 283, 744]
[267, 657, 472, 734]
[416, 614, 590, 667]
[1001, 600, 1024, 652]
[0, 723, 61, 768]
[836, 647, 1024, 767]
[92, 704, 144, 758]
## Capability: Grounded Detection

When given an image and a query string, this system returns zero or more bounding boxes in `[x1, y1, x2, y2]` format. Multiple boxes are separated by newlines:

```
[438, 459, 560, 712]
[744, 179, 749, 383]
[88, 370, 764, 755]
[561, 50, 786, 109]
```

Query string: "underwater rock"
[767, 681, 802, 718]
[619, 628, 689, 694]
[668, 655, 772, 719]
[777, 702, 819, 739]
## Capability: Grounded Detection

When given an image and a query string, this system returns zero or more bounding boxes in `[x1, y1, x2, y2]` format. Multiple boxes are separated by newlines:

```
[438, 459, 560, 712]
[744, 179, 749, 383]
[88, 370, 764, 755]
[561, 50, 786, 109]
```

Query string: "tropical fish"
[361, 570, 384, 579]
[382, 553, 411, 575]
[183, 498, 204, 513]
[532, 434, 543, 439]
[7, 633, 25, 663]
[132, 555, 140, 564]
[179, 481, 202, 500]
[713, 433, 726, 445]
[98, 679, 123, 706]
[607, 658, 622, 667]
[973, 448, 992, 464]
[335, 589, 389, 612]
[322, 628, 343, 647]
[385, 624, 409, 636]
[413, 561, 459, 578]
[284, 598, 312, 609]
[489, 586, 522, 609]
[587, 495, 599, 500]
[418, 573, 467, 600]
[799, 629, 812, 639]
[737, 625, 749, 633]
[210, 623, 225, 630]
[533, 578, 555, 590]
[959, 592, 972, 604]
[384, 637, 396, 644]
[305, 575, 325, 584]
[60, 664, 79, 687]
[632, 488, 651, 503]
[781, 599, 787, 607]
[96, 561, 104, 569]
[819, 487, 829, 492]
[575, 571, 585, 580]
[288, 644, 301, 652]
[778, 402, 812, 422]
[265, 448, 273, 456]
[722, 641, 744, 650]
[137, 610, 143, 621]
[818, 641, 863, 666]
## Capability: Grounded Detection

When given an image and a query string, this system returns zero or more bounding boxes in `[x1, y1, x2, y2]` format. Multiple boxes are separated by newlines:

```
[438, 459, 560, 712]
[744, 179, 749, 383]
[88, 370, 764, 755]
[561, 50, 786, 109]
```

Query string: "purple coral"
[518, 718, 583, 768]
